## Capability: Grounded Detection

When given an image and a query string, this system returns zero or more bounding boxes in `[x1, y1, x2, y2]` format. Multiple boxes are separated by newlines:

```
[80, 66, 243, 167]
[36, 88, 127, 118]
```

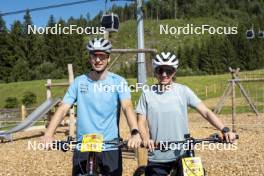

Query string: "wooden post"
[214, 67, 261, 121]
[229, 67, 260, 117]
[108, 54, 122, 70]
[46, 79, 52, 128]
[236, 82, 260, 117]
[205, 86, 208, 98]
[213, 83, 232, 114]
[21, 105, 27, 121]
[68, 64, 76, 138]
[47, 79, 52, 99]
[231, 80, 236, 132]
[231, 69, 236, 133]
[137, 148, 148, 168]
[68, 64, 74, 84]
[111, 48, 157, 54]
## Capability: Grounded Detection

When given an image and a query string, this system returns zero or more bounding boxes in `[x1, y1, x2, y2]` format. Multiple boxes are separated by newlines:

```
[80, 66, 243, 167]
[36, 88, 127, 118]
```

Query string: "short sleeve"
[117, 78, 131, 101]
[185, 86, 202, 108]
[63, 79, 78, 105]
[135, 92, 147, 117]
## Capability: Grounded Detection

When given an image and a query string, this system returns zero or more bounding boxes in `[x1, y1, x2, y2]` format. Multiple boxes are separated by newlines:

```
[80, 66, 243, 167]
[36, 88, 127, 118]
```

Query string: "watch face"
[222, 127, 230, 133]
[131, 129, 139, 135]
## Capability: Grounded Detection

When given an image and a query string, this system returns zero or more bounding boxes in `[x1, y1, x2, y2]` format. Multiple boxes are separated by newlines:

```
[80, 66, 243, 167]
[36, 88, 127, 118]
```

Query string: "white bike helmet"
[152, 52, 179, 69]
[86, 38, 112, 54]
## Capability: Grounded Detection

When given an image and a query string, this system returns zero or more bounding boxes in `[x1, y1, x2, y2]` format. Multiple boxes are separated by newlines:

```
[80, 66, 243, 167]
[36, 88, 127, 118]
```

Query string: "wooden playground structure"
[45, 64, 75, 137]
[213, 67, 263, 132]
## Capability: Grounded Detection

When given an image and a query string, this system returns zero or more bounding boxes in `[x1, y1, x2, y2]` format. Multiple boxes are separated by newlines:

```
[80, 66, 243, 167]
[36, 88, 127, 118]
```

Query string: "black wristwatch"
[221, 127, 230, 134]
[131, 129, 140, 136]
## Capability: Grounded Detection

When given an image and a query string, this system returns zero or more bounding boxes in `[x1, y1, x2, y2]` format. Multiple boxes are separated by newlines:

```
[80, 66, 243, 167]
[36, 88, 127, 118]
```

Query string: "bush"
[4, 97, 19, 108]
[22, 91, 37, 107]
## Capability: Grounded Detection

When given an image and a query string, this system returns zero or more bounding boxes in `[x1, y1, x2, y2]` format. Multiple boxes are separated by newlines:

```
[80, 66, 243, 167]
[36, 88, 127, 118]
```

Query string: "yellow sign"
[80, 134, 104, 152]
[182, 157, 204, 176]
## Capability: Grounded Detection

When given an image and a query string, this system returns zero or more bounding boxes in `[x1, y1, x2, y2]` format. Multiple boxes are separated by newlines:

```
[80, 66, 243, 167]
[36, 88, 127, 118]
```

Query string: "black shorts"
[72, 149, 122, 176]
[145, 158, 183, 176]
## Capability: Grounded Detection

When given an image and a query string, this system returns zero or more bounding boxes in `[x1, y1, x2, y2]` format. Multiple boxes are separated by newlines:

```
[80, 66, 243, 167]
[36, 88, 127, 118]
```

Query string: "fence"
[0, 107, 36, 129]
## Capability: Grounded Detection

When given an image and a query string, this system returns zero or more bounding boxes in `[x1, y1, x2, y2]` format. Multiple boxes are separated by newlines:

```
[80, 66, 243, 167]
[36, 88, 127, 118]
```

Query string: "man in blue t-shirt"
[43, 38, 142, 176]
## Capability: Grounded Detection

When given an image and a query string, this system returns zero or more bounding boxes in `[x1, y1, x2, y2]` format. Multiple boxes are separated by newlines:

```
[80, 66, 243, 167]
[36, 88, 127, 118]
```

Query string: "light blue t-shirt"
[136, 83, 201, 162]
[63, 72, 131, 150]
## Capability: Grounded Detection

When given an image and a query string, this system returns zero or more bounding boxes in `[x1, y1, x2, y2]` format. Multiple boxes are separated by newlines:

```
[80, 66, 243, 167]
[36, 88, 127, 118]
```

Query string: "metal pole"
[136, 0, 147, 84]
[112, 48, 157, 53]
[136, 1, 148, 166]
[104, 30, 109, 40]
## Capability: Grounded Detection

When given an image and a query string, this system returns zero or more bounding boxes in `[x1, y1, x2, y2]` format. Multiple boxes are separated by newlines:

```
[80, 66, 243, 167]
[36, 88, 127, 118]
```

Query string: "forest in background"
[0, 0, 264, 82]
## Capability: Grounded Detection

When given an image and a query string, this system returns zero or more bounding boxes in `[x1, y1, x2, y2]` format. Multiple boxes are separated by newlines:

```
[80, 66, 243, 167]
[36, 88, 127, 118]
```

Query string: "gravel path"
[0, 113, 263, 176]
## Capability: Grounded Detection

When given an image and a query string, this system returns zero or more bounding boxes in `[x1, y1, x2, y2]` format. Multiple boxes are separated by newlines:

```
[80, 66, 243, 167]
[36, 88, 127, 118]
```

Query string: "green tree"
[23, 11, 44, 75]
[0, 17, 12, 82]
[188, 43, 199, 71]
[22, 10, 33, 35]
[35, 62, 63, 79]
[10, 58, 31, 81]
[198, 42, 209, 72]
[181, 45, 191, 69]
[9, 21, 27, 81]
[44, 15, 57, 63]
[220, 36, 238, 69]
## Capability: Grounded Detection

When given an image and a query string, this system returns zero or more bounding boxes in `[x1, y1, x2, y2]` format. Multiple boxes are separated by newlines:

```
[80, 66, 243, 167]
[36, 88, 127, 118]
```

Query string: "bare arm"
[44, 103, 71, 137]
[195, 102, 225, 131]
[120, 99, 142, 148]
[195, 102, 237, 143]
[138, 113, 155, 150]
[138, 114, 149, 141]
[120, 99, 139, 131]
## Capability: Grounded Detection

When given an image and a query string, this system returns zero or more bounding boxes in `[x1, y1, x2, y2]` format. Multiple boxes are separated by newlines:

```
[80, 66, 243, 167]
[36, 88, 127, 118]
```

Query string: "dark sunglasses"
[90, 54, 109, 60]
[155, 66, 176, 76]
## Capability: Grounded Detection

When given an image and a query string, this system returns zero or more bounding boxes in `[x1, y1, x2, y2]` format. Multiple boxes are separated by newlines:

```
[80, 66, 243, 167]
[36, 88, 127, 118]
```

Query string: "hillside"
[102, 17, 240, 74]
[110, 17, 238, 50]
[0, 69, 263, 111]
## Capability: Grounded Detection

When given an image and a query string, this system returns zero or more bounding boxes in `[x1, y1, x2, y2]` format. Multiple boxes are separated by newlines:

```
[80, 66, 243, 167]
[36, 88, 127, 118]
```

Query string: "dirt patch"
[0, 113, 263, 176]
